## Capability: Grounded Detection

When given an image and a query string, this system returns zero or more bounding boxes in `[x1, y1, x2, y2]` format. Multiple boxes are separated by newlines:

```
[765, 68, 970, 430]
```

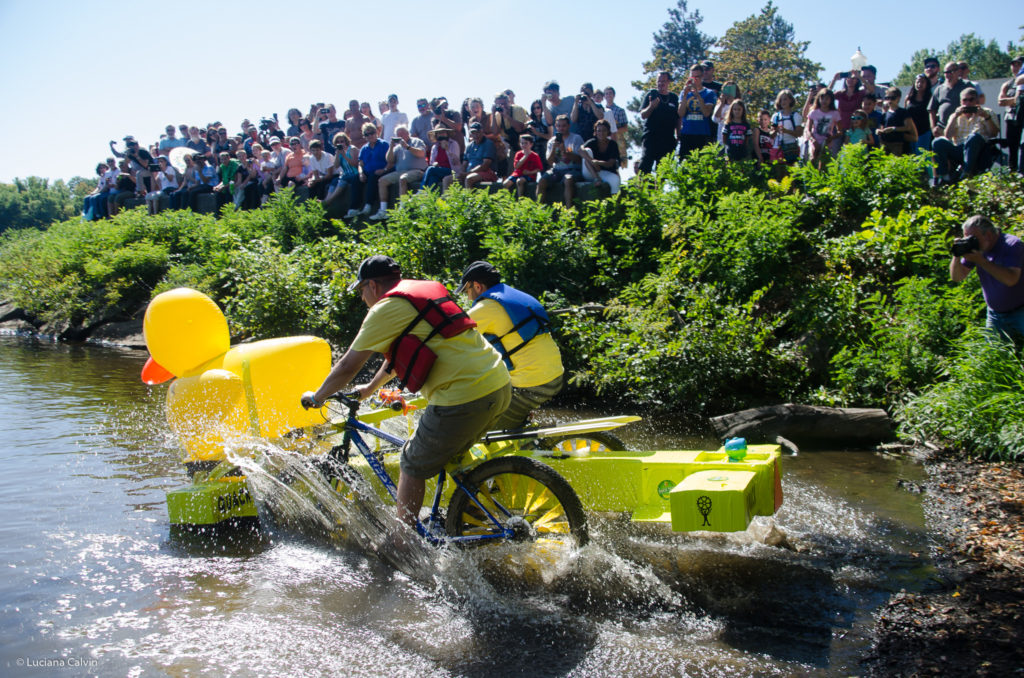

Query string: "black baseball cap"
[348, 255, 402, 292]
[457, 261, 500, 294]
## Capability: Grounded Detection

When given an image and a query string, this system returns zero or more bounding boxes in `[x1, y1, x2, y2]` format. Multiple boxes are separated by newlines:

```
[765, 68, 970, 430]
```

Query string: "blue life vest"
[475, 284, 551, 370]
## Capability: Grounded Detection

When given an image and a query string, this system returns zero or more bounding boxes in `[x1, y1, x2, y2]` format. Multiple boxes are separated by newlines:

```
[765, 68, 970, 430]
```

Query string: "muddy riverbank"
[865, 451, 1024, 676]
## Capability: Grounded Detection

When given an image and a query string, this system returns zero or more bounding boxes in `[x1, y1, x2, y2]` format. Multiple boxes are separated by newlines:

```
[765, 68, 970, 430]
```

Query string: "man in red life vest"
[301, 255, 511, 526]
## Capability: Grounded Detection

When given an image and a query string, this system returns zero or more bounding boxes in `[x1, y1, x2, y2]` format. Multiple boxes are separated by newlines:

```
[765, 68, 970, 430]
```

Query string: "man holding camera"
[570, 83, 603, 142]
[950, 215, 1024, 339]
[537, 115, 584, 207]
[110, 136, 155, 194]
[932, 88, 998, 184]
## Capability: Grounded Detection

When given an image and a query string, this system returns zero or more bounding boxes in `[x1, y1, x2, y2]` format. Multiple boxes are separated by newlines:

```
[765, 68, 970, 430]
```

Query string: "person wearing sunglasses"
[932, 88, 998, 184]
[878, 87, 918, 156]
[929, 61, 969, 139]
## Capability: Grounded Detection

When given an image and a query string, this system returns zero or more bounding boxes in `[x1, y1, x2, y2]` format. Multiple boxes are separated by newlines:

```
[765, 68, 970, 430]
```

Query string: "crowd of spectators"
[636, 57, 1024, 185]
[82, 83, 632, 220]
[80, 57, 1024, 221]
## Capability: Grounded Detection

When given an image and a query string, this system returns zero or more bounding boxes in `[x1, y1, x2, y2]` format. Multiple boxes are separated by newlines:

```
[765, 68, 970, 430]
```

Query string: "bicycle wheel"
[540, 430, 628, 456]
[445, 456, 588, 546]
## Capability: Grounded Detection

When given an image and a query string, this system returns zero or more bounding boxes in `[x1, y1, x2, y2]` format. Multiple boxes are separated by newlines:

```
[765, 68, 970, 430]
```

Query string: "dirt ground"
[864, 451, 1024, 676]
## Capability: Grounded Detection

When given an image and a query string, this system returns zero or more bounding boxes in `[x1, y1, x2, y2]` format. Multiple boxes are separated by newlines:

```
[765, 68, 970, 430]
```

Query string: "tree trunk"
[710, 403, 893, 450]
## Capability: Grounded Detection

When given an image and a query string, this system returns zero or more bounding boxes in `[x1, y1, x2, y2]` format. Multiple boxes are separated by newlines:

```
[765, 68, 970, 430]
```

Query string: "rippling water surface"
[0, 337, 932, 677]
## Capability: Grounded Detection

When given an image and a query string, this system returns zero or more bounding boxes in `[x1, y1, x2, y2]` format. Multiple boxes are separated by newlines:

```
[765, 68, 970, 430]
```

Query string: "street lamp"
[850, 47, 868, 71]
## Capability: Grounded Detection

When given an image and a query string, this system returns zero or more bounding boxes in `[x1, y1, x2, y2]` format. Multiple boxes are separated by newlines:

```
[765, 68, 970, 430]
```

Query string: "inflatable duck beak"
[141, 357, 175, 385]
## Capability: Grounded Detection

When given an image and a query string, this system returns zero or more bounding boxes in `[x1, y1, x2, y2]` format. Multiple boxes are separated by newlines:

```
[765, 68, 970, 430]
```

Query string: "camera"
[554, 132, 563, 143]
[951, 235, 980, 256]
[259, 117, 276, 131]
[839, 71, 851, 78]
[962, 105, 978, 114]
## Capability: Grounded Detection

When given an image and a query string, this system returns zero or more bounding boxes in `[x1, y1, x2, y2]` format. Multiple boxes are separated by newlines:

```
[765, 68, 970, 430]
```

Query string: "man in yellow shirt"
[457, 261, 564, 431]
[301, 255, 510, 526]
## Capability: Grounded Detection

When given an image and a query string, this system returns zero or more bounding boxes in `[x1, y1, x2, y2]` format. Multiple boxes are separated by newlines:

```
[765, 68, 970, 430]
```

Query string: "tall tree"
[894, 33, 1021, 85]
[712, 2, 822, 112]
[630, 0, 715, 105]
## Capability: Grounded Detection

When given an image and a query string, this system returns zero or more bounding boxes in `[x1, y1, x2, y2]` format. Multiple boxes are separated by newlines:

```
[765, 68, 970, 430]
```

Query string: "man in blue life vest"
[457, 261, 564, 431]
[301, 255, 510, 526]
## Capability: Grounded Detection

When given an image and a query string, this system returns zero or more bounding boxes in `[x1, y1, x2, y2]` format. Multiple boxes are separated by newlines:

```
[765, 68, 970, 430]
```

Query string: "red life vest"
[382, 280, 476, 392]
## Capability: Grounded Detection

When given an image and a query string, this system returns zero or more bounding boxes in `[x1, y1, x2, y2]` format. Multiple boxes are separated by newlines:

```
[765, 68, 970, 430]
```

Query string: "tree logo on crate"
[696, 495, 712, 526]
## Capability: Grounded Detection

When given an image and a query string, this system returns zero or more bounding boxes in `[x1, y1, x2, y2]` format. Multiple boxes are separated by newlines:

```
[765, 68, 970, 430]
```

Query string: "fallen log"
[710, 403, 893, 450]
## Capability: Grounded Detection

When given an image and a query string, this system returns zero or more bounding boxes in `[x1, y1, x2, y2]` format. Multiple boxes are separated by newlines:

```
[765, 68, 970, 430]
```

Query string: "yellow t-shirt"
[468, 298, 564, 389]
[351, 296, 509, 407]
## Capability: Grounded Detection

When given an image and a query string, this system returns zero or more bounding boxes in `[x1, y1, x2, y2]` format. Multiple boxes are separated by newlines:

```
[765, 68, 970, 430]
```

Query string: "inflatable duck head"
[142, 288, 331, 467]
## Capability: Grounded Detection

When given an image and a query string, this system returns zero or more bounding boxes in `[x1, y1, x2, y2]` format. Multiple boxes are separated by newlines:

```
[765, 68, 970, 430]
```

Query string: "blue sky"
[0, 0, 1019, 183]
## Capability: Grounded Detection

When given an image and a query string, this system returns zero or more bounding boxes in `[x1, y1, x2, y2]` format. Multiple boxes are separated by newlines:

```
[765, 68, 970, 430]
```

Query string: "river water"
[0, 336, 933, 677]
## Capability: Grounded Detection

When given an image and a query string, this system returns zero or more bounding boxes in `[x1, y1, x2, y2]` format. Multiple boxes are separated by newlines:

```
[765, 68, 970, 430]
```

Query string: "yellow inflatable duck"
[143, 288, 332, 469]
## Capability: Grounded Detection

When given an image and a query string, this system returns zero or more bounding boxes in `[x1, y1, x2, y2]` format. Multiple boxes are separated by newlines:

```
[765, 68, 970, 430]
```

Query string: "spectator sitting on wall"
[357, 123, 389, 217]
[420, 126, 461, 194]
[503, 134, 543, 198]
[582, 119, 622, 194]
[456, 122, 498, 190]
[878, 87, 918, 156]
[370, 125, 427, 220]
[537, 114, 584, 207]
[932, 87, 999, 184]
[305, 139, 334, 201]
[279, 137, 308, 188]
[213, 151, 239, 208]
[110, 136, 155, 193]
[327, 132, 364, 215]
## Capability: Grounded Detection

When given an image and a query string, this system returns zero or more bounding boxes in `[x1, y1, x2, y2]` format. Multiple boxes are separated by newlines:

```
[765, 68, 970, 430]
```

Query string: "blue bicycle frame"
[333, 407, 522, 547]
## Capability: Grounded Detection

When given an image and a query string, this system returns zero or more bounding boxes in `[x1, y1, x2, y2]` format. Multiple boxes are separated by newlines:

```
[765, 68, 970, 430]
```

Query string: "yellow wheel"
[445, 456, 587, 546]
[542, 430, 627, 456]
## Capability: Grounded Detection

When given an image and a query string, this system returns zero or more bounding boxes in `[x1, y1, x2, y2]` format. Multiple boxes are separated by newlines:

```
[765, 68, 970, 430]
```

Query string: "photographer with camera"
[429, 97, 463, 153]
[932, 88, 998, 185]
[638, 71, 679, 174]
[950, 215, 1024, 339]
[570, 83, 603, 142]
[109, 136, 155, 194]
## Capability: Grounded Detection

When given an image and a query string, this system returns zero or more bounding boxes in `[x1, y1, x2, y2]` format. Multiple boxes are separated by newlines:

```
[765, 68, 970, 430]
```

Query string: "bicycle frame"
[329, 403, 526, 547]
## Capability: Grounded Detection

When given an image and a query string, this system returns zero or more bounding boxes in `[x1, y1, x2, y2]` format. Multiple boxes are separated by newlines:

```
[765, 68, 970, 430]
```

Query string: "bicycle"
[286, 391, 590, 548]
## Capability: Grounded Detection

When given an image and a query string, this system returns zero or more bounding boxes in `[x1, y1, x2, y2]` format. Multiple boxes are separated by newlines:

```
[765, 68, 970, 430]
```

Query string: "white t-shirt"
[305, 151, 334, 175]
[381, 110, 409, 143]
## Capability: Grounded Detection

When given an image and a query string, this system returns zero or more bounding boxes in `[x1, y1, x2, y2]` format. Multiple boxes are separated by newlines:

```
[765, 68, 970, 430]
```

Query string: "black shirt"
[641, 89, 680, 147]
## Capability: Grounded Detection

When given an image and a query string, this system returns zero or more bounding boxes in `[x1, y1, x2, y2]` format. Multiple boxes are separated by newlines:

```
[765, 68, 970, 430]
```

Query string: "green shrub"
[898, 329, 1024, 461]
[791, 146, 930, 233]
[826, 277, 980, 408]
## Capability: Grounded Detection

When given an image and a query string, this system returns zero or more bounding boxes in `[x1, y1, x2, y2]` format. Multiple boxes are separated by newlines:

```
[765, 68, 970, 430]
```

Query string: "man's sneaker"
[360, 204, 373, 215]
[343, 208, 360, 219]
[369, 208, 388, 221]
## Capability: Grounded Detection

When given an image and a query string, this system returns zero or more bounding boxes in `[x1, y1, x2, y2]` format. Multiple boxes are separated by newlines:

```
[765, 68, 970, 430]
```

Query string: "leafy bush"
[898, 329, 1024, 461]
[791, 146, 930, 233]
[826, 277, 980, 408]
